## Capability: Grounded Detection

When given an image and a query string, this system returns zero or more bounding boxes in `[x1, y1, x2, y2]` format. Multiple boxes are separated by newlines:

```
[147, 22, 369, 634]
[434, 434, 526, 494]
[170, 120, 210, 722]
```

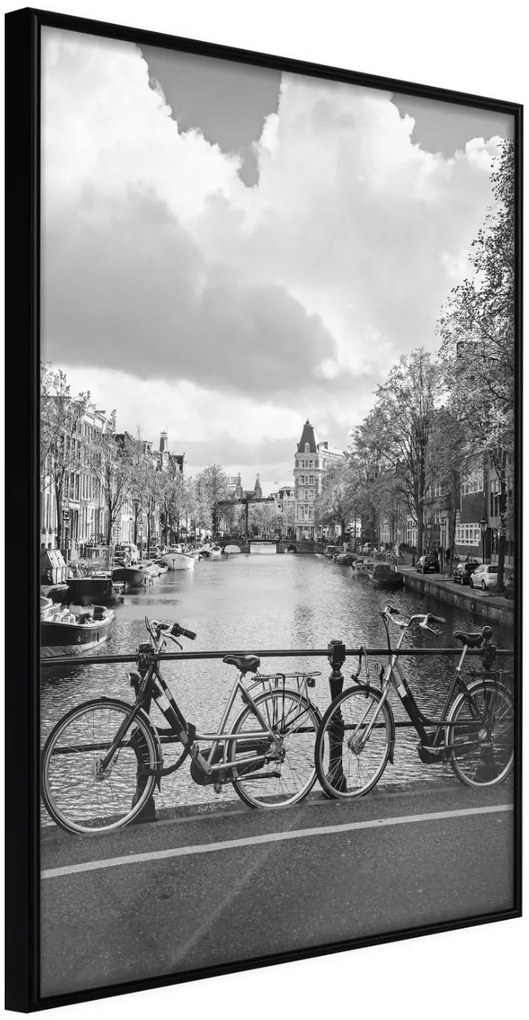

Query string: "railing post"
[326, 640, 347, 794]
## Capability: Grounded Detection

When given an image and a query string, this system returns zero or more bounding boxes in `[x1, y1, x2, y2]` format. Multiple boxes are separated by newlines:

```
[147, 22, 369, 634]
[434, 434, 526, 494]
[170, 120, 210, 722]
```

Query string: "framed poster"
[5, 5, 522, 1012]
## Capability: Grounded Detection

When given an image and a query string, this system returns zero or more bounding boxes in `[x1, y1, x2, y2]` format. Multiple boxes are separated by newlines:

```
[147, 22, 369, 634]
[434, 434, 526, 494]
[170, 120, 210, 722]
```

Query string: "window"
[455, 523, 481, 546]
[309, 475, 314, 485]
[461, 469, 484, 496]
[305, 443, 310, 453]
[300, 475, 305, 485]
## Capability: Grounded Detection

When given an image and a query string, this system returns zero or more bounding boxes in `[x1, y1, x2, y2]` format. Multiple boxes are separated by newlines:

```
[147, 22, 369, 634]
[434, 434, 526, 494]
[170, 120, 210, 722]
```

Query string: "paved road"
[39, 781, 515, 1000]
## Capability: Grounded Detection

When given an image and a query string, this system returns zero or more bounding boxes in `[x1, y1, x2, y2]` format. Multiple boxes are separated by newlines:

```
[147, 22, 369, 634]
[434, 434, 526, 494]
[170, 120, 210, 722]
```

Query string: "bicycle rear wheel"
[230, 689, 321, 808]
[446, 680, 514, 787]
[315, 685, 392, 799]
[41, 698, 159, 834]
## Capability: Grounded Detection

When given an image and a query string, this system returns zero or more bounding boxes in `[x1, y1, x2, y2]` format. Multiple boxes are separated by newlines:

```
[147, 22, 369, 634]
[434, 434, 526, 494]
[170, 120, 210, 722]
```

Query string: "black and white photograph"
[4, 2, 523, 1014]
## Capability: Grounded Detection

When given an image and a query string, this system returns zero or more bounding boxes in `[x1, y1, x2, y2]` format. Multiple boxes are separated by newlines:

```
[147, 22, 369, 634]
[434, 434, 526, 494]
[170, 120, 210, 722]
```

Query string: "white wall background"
[1, 2, 526, 1019]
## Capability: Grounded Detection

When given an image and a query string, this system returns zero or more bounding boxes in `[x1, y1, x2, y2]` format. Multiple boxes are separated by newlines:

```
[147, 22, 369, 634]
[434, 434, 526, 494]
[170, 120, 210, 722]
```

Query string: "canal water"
[40, 553, 514, 813]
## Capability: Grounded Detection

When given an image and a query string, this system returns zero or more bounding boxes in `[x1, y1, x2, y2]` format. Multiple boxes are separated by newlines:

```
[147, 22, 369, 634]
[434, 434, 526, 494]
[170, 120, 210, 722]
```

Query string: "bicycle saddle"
[453, 631, 483, 648]
[222, 654, 261, 673]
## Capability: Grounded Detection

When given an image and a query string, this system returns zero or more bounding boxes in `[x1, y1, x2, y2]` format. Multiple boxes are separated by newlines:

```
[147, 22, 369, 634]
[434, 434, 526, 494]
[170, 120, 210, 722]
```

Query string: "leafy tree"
[159, 469, 196, 544]
[127, 435, 153, 545]
[248, 501, 282, 538]
[40, 363, 90, 550]
[438, 139, 515, 585]
[100, 415, 134, 547]
[314, 461, 351, 540]
[354, 348, 436, 550]
[195, 465, 230, 535]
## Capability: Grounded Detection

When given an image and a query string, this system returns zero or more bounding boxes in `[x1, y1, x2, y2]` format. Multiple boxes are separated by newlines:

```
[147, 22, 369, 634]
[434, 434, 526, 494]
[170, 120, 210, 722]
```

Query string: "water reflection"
[41, 554, 514, 809]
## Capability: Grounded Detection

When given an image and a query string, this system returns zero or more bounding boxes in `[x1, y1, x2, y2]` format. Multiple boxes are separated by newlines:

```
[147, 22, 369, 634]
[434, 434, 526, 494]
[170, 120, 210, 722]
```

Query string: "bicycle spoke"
[230, 690, 320, 808]
[447, 681, 514, 788]
[42, 700, 158, 834]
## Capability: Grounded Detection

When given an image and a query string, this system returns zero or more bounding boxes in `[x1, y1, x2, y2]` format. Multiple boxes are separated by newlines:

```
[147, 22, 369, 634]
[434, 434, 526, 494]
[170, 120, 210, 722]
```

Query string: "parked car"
[469, 563, 513, 591]
[452, 558, 480, 585]
[416, 553, 440, 574]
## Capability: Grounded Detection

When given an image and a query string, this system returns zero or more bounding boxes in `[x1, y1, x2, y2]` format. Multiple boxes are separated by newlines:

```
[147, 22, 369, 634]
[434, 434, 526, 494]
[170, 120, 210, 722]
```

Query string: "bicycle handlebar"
[382, 606, 446, 628]
[147, 617, 197, 643]
[172, 623, 197, 641]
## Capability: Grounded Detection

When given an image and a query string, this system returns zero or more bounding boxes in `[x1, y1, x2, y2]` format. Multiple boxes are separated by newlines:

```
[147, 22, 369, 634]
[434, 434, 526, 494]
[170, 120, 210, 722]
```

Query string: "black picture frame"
[5, 6, 523, 1012]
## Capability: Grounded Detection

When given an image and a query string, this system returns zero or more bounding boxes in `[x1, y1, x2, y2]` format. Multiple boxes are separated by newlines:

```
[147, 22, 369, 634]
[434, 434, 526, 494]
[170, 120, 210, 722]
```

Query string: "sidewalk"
[397, 565, 514, 627]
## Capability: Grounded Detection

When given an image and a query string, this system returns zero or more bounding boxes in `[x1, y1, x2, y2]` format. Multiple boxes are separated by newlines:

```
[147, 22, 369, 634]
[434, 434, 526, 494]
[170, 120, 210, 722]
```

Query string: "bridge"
[216, 494, 276, 539]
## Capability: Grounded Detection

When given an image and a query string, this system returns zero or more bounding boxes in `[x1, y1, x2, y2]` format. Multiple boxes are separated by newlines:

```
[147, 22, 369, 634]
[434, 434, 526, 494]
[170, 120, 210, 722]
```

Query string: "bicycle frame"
[99, 645, 315, 783]
[357, 614, 495, 754]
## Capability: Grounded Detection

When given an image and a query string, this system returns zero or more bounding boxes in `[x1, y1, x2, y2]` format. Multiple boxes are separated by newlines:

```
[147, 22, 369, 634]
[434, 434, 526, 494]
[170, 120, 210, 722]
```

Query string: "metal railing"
[41, 645, 514, 668]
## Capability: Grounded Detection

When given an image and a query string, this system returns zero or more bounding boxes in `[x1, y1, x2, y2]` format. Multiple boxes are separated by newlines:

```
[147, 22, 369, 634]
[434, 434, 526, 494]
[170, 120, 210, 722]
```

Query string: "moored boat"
[210, 544, 222, 559]
[65, 575, 114, 606]
[41, 604, 115, 658]
[351, 558, 372, 578]
[111, 565, 147, 586]
[324, 545, 340, 559]
[335, 552, 355, 566]
[161, 548, 195, 570]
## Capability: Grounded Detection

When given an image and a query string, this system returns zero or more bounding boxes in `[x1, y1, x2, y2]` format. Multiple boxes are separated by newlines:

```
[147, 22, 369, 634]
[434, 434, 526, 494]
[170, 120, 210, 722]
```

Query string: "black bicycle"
[41, 617, 322, 834]
[315, 605, 514, 799]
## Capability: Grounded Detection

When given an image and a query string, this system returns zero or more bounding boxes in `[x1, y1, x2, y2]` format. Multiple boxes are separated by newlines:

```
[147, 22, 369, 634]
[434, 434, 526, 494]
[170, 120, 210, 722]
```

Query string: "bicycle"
[315, 605, 514, 799]
[41, 617, 322, 834]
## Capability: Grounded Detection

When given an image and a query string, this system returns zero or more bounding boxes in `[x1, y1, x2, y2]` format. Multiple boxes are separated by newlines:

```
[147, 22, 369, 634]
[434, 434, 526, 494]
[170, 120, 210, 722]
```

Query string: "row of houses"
[40, 400, 184, 556]
[41, 405, 513, 564]
[388, 462, 515, 565]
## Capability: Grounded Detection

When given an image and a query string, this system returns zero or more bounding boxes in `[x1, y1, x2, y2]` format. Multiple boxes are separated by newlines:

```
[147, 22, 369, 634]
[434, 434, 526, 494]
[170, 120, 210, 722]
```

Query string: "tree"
[195, 465, 230, 535]
[352, 349, 437, 553]
[127, 435, 152, 545]
[159, 469, 194, 544]
[314, 461, 351, 540]
[248, 501, 282, 538]
[100, 415, 134, 546]
[438, 139, 515, 585]
[40, 364, 90, 550]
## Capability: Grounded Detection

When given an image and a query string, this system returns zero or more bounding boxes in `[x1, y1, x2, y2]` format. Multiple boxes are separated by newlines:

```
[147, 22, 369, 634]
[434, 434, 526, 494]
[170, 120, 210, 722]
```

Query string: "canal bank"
[398, 567, 514, 627]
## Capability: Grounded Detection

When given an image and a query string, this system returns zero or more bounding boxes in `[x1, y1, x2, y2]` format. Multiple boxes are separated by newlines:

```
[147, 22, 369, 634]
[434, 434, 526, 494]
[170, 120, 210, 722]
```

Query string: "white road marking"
[42, 803, 512, 880]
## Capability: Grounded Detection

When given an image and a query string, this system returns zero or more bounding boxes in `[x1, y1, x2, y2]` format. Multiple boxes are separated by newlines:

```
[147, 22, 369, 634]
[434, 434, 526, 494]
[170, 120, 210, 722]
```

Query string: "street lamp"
[480, 518, 487, 564]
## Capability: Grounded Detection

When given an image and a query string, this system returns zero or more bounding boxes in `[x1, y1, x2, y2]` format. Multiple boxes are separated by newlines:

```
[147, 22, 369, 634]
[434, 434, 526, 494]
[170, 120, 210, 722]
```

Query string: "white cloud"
[41, 28, 506, 475]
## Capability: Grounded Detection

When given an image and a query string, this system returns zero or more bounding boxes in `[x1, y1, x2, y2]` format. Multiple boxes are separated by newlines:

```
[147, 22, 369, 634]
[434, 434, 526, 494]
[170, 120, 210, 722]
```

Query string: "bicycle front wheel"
[315, 685, 392, 799]
[41, 698, 159, 834]
[230, 689, 321, 808]
[446, 680, 514, 787]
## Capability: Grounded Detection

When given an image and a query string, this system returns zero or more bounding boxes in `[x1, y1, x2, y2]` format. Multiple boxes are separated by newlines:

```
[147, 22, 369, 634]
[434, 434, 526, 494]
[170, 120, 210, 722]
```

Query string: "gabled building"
[293, 419, 345, 541]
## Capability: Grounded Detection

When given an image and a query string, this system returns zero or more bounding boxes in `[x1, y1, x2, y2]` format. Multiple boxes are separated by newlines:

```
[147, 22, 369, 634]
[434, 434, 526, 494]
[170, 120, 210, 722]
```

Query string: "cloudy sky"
[41, 27, 513, 493]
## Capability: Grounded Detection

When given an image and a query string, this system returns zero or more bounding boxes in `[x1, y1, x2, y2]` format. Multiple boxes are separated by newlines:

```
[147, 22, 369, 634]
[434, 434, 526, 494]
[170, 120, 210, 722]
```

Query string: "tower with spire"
[293, 419, 344, 541]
